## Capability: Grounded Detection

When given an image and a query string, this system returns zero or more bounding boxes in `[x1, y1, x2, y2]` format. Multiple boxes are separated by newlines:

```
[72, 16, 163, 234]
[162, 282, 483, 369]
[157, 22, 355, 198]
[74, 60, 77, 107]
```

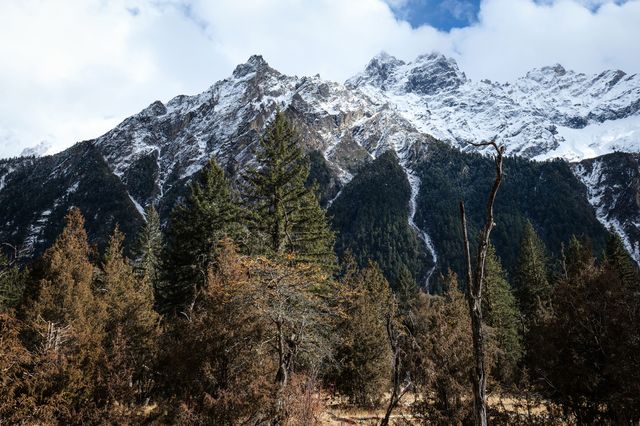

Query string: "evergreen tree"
[561, 235, 596, 282]
[604, 229, 639, 290]
[396, 264, 419, 319]
[27, 208, 107, 418]
[30, 208, 104, 335]
[0, 249, 26, 312]
[514, 221, 552, 326]
[160, 158, 244, 313]
[410, 271, 479, 424]
[243, 111, 335, 267]
[332, 261, 393, 407]
[482, 244, 523, 385]
[0, 313, 33, 422]
[100, 227, 159, 406]
[535, 239, 640, 423]
[157, 239, 276, 423]
[132, 204, 163, 284]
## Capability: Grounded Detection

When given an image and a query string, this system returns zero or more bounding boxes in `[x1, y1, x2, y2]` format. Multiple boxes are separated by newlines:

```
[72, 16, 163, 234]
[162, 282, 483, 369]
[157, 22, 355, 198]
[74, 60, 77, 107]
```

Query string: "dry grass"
[317, 392, 559, 425]
[104, 391, 562, 425]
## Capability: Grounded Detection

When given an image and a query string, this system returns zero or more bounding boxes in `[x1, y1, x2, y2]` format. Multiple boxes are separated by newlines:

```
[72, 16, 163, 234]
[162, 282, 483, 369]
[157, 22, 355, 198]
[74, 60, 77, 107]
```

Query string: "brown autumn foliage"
[0, 313, 32, 421]
[158, 240, 275, 424]
[20, 208, 108, 422]
[330, 258, 394, 408]
[3, 207, 640, 425]
[158, 239, 336, 424]
[281, 373, 326, 426]
[0, 211, 161, 423]
[409, 271, 496, 425]
[99, 227, 160, 410]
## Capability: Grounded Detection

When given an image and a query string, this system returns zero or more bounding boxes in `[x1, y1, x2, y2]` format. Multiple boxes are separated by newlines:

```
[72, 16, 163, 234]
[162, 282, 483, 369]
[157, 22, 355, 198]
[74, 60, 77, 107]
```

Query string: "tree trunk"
[273, 319, 288, 426]
[381, 314, 400, 426]
[459, 140, 504, 426]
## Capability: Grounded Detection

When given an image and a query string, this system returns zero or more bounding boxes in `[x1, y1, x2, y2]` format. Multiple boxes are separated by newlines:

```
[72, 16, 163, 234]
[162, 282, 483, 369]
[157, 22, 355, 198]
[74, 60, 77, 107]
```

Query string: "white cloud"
[382, 0, 414, 9]
[0, 0, 638, 157]
[449, 0, 640, 81]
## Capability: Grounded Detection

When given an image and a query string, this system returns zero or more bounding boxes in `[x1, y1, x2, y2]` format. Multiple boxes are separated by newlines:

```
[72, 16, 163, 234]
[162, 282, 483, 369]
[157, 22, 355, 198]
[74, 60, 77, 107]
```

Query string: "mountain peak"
[524, 63, 571, 84]
[247, 54, 268, 67]
[346, 51, 405, 89]
[20, 141, 51, 158]
[405, 52, 466, 94]
[232, 54, 272, 78]
[347, 51, 466, 94]
[368, 51, 405, 67]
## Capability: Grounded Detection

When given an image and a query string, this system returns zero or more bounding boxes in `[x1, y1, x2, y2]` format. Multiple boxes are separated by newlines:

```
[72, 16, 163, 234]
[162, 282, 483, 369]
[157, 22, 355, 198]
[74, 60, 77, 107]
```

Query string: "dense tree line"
[414, 141, 609, 287]
[1, 112, 639, 424]
[329, 151, 428, 287]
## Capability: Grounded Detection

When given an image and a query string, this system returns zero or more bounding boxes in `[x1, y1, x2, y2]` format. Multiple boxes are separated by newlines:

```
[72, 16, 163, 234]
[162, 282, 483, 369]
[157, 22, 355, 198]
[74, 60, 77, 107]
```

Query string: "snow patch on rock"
[574, 160, 640, 266]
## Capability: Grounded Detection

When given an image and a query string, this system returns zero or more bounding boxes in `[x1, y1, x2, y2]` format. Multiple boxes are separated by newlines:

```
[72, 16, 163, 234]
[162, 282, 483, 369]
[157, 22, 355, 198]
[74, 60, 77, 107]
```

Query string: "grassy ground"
[318, 393, 558, 425]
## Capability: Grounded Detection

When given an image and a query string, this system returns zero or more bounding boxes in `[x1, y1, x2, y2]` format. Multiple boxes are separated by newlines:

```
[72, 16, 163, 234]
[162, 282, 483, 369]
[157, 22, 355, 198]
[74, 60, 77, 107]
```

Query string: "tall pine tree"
[332, 261, 393, 406]
[101, 227, 158, 406]
[132, 204, 163, 285]
[482, 244, 523, 385]
[31, 208, 104, 336]
[560, 236, 598, 284]
[396, 264, 419, 319]
[27, 208, 107, 416]
[160, 158, 244, 313]
[514, 221, 552, 326]
[243, 110, 335, 267]
[604, 229, 639, 291]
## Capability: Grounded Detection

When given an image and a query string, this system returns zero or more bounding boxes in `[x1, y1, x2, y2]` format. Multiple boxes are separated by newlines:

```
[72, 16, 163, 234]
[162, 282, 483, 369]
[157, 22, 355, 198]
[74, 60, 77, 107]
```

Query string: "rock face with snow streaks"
[573, 153, 640, 265]
[347, 52, 640, 160]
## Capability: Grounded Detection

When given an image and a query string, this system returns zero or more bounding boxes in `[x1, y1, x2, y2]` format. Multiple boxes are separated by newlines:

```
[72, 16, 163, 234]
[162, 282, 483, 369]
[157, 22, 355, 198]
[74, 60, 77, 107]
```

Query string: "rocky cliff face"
[574, 153, 640, 265]
[0, 52, 638, 274]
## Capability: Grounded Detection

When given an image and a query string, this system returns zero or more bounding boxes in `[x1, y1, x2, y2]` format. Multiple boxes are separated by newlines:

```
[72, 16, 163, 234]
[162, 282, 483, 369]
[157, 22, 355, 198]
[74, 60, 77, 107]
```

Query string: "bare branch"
[460, 140, 505, 426]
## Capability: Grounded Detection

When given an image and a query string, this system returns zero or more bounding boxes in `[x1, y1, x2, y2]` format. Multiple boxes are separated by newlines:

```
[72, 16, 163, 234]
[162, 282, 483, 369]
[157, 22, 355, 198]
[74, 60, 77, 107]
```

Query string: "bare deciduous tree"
[380, 297, 412, 426]
[459, 140, 505, 426]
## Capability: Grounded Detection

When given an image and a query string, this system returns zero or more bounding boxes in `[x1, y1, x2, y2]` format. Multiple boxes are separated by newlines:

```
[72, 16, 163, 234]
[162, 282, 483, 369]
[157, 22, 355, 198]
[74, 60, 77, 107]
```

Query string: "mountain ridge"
[1, 52, 639, 278]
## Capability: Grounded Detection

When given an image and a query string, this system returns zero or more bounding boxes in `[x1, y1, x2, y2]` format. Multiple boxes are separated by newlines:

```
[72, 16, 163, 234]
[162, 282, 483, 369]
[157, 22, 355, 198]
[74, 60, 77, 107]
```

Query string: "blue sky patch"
[387, 0, 481, 31]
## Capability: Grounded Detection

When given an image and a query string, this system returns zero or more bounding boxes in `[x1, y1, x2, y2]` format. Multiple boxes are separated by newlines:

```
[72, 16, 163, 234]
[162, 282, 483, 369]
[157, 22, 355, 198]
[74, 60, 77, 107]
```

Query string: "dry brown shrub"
[283, 373, 325, 426]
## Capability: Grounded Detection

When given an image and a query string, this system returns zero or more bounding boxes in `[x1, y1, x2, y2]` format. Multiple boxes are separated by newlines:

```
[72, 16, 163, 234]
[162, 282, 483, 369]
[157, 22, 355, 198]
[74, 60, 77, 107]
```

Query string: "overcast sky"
[1, 0, 639, 158]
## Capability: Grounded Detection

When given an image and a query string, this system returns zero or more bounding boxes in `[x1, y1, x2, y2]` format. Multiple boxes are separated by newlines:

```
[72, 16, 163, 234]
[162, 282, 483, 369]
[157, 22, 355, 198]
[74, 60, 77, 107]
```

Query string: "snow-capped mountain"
[92, 52, 640, 206]
[0, 52, 639, 279]
[96, 54, 430, 207]
[19, 141, 52, 158]
[347, 52, 640, 160]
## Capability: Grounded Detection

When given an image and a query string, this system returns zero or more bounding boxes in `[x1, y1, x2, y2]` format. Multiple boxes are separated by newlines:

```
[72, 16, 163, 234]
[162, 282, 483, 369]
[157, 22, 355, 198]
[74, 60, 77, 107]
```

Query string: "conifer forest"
[1, 111, 639, 425]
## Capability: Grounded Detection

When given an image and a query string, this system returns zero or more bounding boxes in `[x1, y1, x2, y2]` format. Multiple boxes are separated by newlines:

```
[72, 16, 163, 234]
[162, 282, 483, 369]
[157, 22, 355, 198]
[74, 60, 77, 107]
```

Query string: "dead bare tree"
[380, 298, 412, 426]
[39, 317, 71, 353]
[459, 140, 505, 426]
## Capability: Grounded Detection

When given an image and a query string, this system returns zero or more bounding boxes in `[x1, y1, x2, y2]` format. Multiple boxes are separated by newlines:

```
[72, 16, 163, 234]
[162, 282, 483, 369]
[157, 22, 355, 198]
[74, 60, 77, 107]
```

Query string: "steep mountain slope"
[573, 152, 640, 265]
[329, 151, 430, 286]
[0, 52, 638, 280]
[413, 142, 609, 285]
[92, 55, 432, 216]
[0, 142, 143, 256]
